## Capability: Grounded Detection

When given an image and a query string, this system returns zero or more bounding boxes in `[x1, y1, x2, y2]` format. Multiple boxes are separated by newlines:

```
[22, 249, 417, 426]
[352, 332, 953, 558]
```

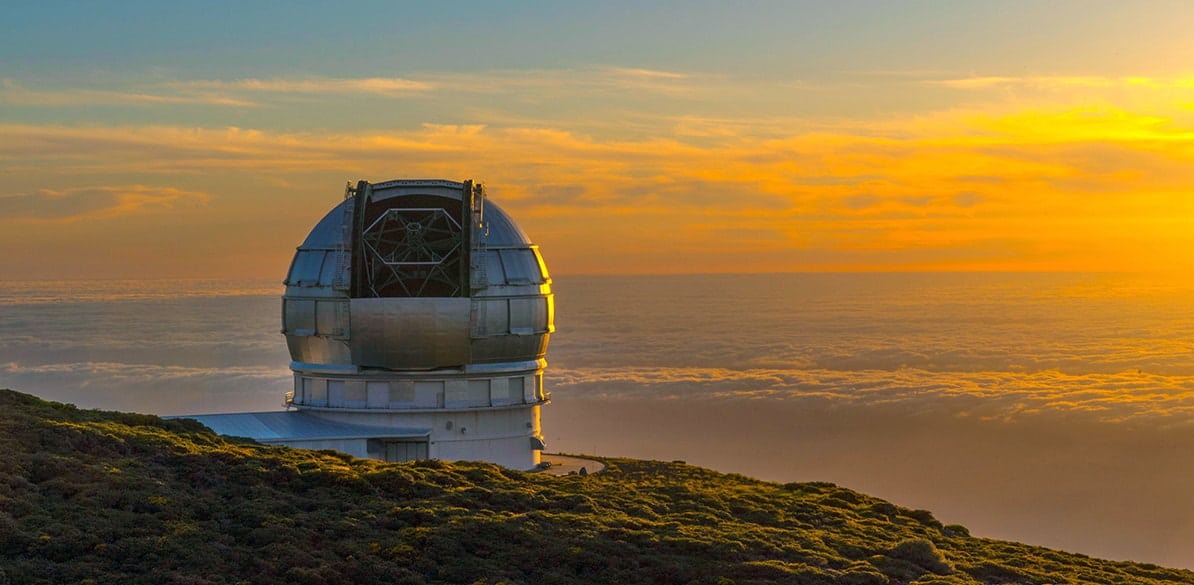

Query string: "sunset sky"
[5, 1, 1194, 279]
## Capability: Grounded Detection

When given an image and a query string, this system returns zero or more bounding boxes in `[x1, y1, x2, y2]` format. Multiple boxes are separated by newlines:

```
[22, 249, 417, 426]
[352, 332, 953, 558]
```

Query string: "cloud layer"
[0, 185, 209, 222]
[548, 366, 1194, 425]
[5, 68, 1194, 276]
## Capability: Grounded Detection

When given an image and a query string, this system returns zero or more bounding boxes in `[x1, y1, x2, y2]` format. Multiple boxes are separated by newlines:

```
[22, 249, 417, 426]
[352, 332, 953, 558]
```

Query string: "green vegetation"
[0, 388, 1189, 585]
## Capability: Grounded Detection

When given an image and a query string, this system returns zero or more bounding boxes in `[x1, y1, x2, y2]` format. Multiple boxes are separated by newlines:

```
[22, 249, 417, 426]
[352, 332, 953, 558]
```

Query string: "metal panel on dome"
[532, 248, 550, 281]
[482, 201, 532, 246]
[476, 298, 509, 336]
[299, 199, 354, 249]
[288, 251, 326, 287]
[284, 299, 316, 333]
[470, 333, 549, 363]
[318, 251, 344, 286]
[350, 298, 471, 369]
[286, 340, 353, 367]
[482, 251, 507, 285]
[499, 249, 543, 284]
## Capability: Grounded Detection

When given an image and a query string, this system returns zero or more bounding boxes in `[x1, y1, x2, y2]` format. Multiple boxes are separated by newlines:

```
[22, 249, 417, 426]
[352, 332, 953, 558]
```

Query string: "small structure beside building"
[186, 178, 554, 470]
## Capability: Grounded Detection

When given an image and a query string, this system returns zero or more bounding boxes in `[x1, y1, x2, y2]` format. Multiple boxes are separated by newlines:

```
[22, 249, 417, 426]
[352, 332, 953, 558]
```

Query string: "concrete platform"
[537, 453, 605, 476]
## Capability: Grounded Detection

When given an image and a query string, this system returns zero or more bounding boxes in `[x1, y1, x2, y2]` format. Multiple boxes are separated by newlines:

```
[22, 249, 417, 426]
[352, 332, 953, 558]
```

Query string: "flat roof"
[178, 411, 429, 443]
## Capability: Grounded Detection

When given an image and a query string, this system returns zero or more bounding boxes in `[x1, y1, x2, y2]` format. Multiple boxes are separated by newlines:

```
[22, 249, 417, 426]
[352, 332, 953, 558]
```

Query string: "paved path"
[536, 453, 606, 476]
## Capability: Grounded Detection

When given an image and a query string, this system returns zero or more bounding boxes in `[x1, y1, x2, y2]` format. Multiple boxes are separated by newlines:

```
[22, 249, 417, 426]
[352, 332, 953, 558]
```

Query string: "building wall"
[290, 370, 546, 410]
[432, 433, 540, 470]
[304, 404, 544, 470]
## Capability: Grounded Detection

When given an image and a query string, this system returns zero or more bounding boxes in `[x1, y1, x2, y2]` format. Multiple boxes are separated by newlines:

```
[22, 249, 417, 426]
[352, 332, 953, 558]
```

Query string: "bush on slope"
[0, 389, 1189, 585]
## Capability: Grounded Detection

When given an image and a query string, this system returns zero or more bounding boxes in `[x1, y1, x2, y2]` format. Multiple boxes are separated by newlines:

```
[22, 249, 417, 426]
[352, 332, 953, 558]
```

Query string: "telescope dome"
[273, 178, 553, 469]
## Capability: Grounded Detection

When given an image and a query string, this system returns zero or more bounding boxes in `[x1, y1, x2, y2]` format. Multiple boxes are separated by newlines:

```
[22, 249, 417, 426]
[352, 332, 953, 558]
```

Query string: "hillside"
[0, 389, 1189, 585]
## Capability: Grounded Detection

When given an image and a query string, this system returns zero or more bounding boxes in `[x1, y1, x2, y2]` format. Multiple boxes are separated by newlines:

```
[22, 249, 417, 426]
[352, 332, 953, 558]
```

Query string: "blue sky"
[9, 1, 1191, 77]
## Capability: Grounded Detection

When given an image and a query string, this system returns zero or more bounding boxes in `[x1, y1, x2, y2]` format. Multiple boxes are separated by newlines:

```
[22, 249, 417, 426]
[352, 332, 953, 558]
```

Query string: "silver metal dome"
[281, 179, 553, 419]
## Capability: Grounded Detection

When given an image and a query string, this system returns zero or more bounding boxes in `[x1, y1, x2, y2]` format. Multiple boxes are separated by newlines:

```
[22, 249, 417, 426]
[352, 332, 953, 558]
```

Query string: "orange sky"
[4, 4, 1194, 279]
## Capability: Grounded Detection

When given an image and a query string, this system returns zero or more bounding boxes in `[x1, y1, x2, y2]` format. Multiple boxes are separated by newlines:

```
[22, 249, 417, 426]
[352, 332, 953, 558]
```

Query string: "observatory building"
[186, 179, 554, 470]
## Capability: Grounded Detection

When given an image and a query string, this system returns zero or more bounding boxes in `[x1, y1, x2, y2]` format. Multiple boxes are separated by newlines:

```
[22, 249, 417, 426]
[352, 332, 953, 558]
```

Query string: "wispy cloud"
[170, 76, 435, 95]
[397, 66, 705, 98]
[605, 67, 691, 80]
[0, 78, 256, 107]
[591, 66, 697, 93]
[84, 67, 698, 107]
[929, 75, 1194, 90]
[0, 185, 210, 223]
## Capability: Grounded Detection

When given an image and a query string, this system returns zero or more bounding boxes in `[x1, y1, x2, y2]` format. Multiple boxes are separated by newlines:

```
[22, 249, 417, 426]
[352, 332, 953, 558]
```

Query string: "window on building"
[510, 376, 526, 403]
[343, 382, 366, 407]
[326, 380, 345, 406]
[309, 379, 328, 406]
[389, 381, 417, 407]
[413, 381, 443, 408]
[467, 380, 491, 407]
[367, 381, 390, 408]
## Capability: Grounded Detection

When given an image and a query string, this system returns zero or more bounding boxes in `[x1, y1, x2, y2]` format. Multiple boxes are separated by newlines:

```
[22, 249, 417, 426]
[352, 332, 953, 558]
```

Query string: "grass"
[0, 388, 1189, 585]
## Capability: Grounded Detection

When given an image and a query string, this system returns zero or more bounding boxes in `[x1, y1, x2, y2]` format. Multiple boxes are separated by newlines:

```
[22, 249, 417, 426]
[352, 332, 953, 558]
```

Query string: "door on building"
[384, 440, 429, 462]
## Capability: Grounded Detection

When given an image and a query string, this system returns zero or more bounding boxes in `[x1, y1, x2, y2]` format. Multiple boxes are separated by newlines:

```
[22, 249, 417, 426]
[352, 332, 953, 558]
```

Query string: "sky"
[5, 1, 1194, 278]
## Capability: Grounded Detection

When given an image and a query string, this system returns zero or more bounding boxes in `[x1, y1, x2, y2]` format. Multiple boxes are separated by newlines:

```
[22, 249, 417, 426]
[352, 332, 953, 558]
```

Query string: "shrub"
[942, 524, 970, 538]
[888, 539, 953, 576]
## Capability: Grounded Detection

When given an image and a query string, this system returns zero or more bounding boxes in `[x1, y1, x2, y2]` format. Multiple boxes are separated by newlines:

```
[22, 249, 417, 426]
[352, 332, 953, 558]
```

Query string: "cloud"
[0, 111, 1164, 204]
[0, 361, 286, 384]
[424, 66, 701, 95]
[929, 75, 1194, 91]
[0, 185, 210, 223]
[1, 78, 256, 107]
[590, 67, 697, 93]
[0, 361, 291, 414]
[929, 76, 1108, 90]
[171, 76, 435, 95]
[2, 66, 711, 125]
[547, 366, 1194, 425]
[844, 194, 881, 209]
[952, 191, 983, 207]
[5, 97, 1194, 272]
[0, 279, 280, 306]
[160, 67, 693, 102]
[605, 67, 691, 80]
